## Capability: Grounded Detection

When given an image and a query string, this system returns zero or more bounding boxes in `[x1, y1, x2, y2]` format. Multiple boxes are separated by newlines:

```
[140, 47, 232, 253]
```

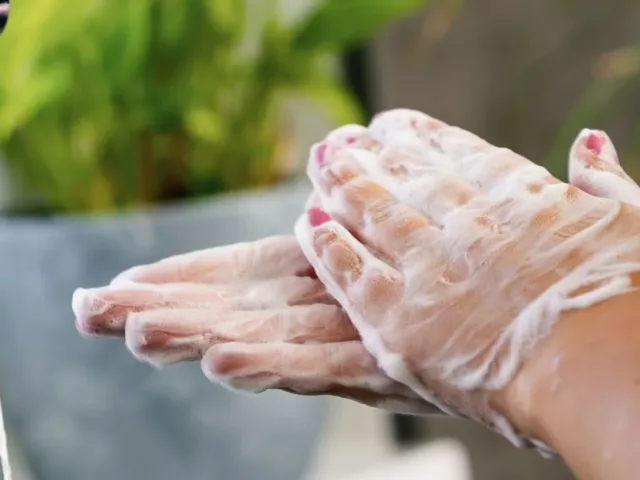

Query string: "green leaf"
[0, 65, 71, 140]
[185, 108, 224, 142]
[158, 1, 187, 46]
[297, 76, 365, 126]
[204, 0, 245, 42]
[101, 1, 150, 82]
[1, 0, 397, 214]
[293, 0, 427, 52]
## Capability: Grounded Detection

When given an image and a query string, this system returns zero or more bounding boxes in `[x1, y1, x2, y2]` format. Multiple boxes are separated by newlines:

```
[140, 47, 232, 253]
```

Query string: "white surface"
[335, 441, 472, 480]
[305, 399, 472, 480]
[2, 438, 34, 480]
[0, 395, 9, 480]
[304, 399, 397, 479]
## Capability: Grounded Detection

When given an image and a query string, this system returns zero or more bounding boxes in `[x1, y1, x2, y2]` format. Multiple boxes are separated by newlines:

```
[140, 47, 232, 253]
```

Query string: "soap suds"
[298, 108, 640, 456]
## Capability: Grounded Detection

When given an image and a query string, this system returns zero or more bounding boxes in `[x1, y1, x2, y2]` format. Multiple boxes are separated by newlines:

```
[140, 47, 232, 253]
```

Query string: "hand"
[296, 109, 640, 448]
[73, 116, 640, 423]
[73, 110, 640, 422]
[73, 235, 435, 414]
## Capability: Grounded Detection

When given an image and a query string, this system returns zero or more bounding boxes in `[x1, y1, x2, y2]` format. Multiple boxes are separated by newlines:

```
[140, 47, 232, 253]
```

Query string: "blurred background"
[0, 1, 7, 35]
[1, 0, 639, 478]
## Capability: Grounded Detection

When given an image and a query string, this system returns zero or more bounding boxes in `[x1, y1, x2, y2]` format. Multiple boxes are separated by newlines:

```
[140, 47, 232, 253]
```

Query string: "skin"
[497, 287, 640, 479]
[74, 115, 640, 478]
[74, 237, 434, 414]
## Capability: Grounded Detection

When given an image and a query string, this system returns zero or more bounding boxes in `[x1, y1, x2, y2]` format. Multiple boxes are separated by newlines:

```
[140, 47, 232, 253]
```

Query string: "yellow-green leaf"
[298, 77, 365, 126]
[293, 0, 427, 52]
[185, 108, 224, 142]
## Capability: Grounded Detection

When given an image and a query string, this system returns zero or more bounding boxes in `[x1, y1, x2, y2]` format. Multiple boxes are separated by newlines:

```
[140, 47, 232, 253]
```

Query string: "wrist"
[487, 343, 548, 446]
[492, 286, 640, 454]
[489, 335, 556, 444]
[488, 300, 588, 445]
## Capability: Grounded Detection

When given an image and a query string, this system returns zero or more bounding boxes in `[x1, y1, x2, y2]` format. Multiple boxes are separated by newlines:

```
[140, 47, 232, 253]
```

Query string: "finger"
[309, 148, 439, 266]
[207, 341, 437, 414]
[318, 125, 478, 228]
[324, 143, 524, 255]
[204, 341, 436, 414]
[74, 283, 225, 337]
[74, 277, 334, 337]
[369, 109, 556, 193]
[294, 212, 404, 327]
[369, 108, 448, 151]
[370, 109, 487, 163]
[110, 235, 311, 285]
[324, 124, 382, 152]
[311, 124, 382, 170]
[311, 121, 383, 171]
[202, 341, 398, 395]
[324, 122, 453, 198]
[203, 341, 385, 393]
[126, 304, 358, 367]
[310, 124, 385, 193]
[374, 147, 477, 226]
[568, 128, 640, 206]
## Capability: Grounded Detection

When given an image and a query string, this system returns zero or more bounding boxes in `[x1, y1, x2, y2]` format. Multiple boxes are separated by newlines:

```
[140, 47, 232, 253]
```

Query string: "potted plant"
[0, 1, 427, 479]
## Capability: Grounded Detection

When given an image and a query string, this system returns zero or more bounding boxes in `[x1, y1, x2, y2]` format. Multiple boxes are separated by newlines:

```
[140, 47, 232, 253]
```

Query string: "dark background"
[0, 0, 8, 33]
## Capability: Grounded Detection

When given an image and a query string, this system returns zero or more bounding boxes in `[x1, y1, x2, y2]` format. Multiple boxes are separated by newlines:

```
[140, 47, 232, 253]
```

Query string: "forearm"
[503, 287, 640, 479]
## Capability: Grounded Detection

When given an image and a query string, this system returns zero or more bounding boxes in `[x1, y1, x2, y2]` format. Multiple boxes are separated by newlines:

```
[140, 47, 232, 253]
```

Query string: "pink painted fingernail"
[315, 143, 328, 165]
[581, 129, 620, 165]
[308, 207, 331, 227]
[586, 132, 606, 155]
[345, 136, 357, 144]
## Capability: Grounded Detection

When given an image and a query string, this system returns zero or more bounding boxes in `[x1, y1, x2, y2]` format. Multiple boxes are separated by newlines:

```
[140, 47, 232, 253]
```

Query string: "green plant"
[0, 0, 427, 214]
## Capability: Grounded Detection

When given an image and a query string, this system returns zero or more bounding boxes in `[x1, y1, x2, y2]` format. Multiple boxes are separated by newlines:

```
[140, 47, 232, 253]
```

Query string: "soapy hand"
[73, 235, 433, 414]
[73, 111, 640, 421]
[297, 109, 640, 447]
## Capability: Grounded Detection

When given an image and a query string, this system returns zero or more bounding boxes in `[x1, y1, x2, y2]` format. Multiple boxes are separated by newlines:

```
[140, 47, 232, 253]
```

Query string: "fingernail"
[586, 132, 606, 155]
[315, 143, 328, 165]
[345, 136, 357, 144]
[582, 129, 620, 166]
[308, 207, 331, 227]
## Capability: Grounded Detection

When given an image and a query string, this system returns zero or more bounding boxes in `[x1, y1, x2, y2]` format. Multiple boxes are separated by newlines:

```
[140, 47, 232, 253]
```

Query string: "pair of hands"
[73, 110, 640, 448]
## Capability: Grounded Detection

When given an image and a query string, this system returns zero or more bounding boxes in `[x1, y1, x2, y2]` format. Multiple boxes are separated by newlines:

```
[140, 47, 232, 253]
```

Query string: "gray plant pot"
[0, 182, 326, 480]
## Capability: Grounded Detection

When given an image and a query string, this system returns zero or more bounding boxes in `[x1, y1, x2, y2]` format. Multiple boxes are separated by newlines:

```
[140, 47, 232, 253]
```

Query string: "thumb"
[568, 129, 640, 206]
